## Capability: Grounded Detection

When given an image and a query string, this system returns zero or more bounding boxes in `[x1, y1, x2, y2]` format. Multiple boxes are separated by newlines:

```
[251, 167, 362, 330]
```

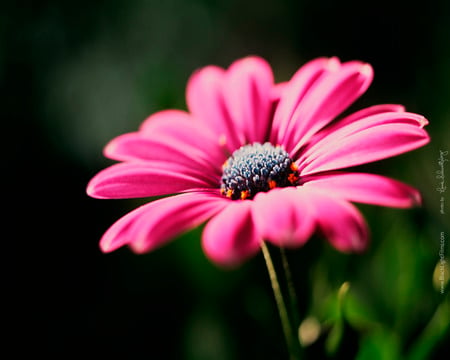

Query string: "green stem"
[261, 241, 300, 359]
[280, 247, 300, 330]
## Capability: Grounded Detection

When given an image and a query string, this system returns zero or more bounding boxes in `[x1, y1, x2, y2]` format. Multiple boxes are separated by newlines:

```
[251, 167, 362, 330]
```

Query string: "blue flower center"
[220, 142, 299, 200]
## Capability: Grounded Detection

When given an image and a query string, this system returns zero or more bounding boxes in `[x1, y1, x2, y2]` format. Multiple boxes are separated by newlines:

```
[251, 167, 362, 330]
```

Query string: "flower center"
[220, 142, 299, 200]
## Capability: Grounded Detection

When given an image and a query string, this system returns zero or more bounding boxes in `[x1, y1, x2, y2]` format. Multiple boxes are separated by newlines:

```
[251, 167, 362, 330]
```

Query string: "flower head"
[87, 56, 429, 267]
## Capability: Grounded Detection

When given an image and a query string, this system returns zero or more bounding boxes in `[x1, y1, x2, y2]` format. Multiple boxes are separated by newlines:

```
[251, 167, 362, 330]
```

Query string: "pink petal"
[139, 110, 224, 153]
[129, 192, 228, 253]
[299, 111, 429, 166]
[271, 81, 288, 101]
[285, 61, 374, 154]
[202, 201, 261, 267]
[307, 189, 369, 252]
[105, 110, 226, 172]
[86, 162, 214, 199]
[331, 104, 425, 129]
[98, 202, 151, 252]
[302, 172, 421, 208]
[251, 188, 315, 247]
[99, 192, 227, 253]
[139, 109, 192, 133]
[223, 56, 274, 143]
[306, 104, 408, 146]
[304, 111, 428, 158]
[105, 132, 191, 163]
[185, 65, 243, 151]
[299, 122, 430, 175]
[104, 132, 223, 176]
[271, 57, 336, 144]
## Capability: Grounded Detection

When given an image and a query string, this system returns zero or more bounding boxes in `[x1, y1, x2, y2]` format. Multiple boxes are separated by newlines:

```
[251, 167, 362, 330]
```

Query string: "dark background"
[5, 0, 449, 358]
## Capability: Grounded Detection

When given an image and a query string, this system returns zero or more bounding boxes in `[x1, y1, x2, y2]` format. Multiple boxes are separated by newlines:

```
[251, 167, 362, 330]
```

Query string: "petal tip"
[86, 179, 107, 199]
[99, 241, 112, 253]
[359, 63, 373, 77]
[103, 141, 117, 158]
[86, 182, 97, 198]
[99, 235, 118, 253]
[417, 115, 429, 128]
[129, 241, 149, 254]
[353, 236, 369, 253]
[411, 191, 422, 207]
[327, 57, 341, 71]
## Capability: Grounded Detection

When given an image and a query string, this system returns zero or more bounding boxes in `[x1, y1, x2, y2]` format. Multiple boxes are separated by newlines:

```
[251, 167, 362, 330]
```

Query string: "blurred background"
[5, 0, 449, 358]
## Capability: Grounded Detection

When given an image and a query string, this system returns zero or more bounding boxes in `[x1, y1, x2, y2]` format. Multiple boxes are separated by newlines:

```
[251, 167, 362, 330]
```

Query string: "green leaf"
[406, 295, 450, 360]
[324, 282, 350, 355]
[344, 292, 379, 331]
[356, 328, 401, 360]
[325, 318, 344, 356]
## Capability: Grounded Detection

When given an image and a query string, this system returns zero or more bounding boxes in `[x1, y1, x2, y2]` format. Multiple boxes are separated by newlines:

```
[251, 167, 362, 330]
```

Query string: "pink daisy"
[87, 56, 430, 267]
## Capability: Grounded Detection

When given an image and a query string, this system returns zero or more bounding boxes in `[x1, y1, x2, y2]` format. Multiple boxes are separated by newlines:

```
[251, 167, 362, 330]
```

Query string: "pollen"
[220, 142, 300, 200]
[288, 173, 299, 184]
[240, 190, 250, 200]
[268, 180, 277, 189]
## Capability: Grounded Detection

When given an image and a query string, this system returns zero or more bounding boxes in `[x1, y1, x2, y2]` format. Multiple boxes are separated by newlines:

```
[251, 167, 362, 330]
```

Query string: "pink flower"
[87, 56, 430, 267]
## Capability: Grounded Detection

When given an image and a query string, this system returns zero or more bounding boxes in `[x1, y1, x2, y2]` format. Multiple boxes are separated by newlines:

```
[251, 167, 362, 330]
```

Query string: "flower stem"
[280, 247, 300, 330]
[261, 241, 300, 359]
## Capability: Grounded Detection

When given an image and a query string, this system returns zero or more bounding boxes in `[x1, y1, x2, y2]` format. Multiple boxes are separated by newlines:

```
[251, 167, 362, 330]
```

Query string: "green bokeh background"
[5, 0, 449, 358]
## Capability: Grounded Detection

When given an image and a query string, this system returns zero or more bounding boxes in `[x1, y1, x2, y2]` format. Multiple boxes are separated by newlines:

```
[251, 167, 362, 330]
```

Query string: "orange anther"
[240, 190, 250, 200]
[288, 173, 299, 184]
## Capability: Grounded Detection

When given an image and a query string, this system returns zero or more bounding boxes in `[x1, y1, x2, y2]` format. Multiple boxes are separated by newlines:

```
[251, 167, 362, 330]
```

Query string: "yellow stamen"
[240, 190, 250, 200]
[226, 189, 234, 198]
[290, 162, 298, 172]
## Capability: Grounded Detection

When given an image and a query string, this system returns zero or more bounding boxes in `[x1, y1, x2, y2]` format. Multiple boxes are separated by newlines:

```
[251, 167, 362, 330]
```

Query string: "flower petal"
[223, 56, 274, 143]
[299, 122, 430, 175]
[98, 202, 150, 252]
[302, 172, 421, 208]
[99, 192, 227, 253]
[202, 201, 261, 267]
[86, 162, 214, 199]
[105, 109, 226, 172]
[271, 81, 288, 101]
[329, 104, 426, 130]
[186, 65, 243, 151]
[129, 192, 228, 253]
[307, 190, 369, 252]
[303, 111, 428, 159]
[284, 61, 374, 154]
[139, 109, 192, 133]
[299, 111, 429, 167]
[104, 132, 223, 176]
[306, 104, 409, 146]
[139, 110, 224, 152]
[252, 188, 315, 247]
[271, 57, 335, 144]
